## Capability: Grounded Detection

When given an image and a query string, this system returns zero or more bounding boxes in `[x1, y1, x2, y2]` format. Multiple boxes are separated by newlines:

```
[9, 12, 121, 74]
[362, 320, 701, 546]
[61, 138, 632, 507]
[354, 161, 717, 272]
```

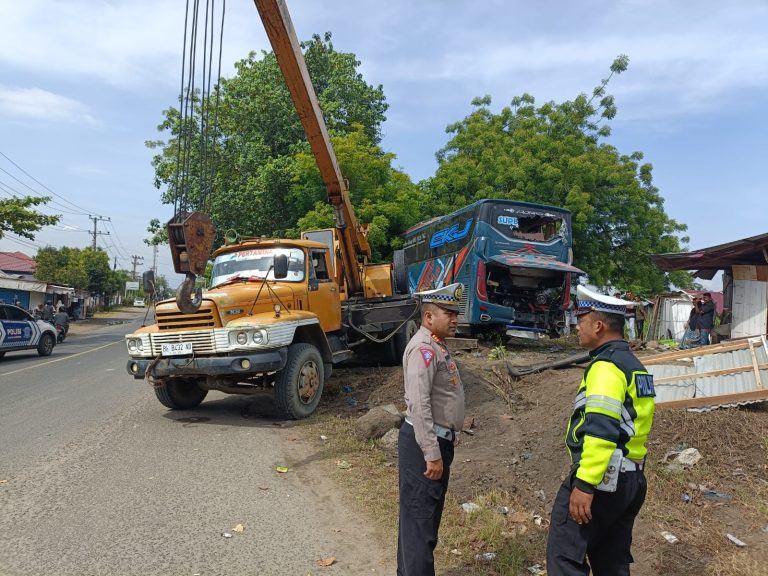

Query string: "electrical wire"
[0, 150, 92, 215]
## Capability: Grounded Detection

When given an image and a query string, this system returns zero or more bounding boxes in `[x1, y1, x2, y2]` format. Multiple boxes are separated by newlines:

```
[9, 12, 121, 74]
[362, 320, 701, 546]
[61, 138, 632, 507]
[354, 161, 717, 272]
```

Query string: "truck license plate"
[161, 342, 193, 356]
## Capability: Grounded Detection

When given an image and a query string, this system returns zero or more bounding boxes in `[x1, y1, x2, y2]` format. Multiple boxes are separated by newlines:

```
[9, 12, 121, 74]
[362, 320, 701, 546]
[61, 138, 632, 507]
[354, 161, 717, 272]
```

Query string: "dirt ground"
[319, 336, 768, 575]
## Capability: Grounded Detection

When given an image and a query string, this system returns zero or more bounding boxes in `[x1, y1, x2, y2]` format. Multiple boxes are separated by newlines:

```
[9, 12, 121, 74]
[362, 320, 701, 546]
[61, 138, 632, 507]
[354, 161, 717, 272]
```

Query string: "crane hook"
[176, 273, 203, 314]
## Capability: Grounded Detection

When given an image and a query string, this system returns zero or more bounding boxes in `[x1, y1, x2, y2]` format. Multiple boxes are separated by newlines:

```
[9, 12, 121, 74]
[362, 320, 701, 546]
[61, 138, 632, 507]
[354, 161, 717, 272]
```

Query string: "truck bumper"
[126, 348, 288, 379]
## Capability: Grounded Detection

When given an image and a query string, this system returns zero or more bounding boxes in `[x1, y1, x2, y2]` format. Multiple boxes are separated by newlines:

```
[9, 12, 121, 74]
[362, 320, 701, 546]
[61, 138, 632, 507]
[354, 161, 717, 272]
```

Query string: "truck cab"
[126, 238, 342, 419]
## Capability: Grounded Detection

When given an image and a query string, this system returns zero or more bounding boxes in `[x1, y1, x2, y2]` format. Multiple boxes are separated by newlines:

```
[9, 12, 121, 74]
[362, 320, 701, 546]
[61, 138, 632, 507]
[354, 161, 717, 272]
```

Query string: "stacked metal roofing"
[643, 336, 768, 411]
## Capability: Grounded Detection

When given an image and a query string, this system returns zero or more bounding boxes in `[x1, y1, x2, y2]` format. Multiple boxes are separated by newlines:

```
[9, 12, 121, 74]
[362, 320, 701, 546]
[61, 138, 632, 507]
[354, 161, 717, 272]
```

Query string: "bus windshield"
[210, 247, 305, 287]
[489, 205, 566, 242]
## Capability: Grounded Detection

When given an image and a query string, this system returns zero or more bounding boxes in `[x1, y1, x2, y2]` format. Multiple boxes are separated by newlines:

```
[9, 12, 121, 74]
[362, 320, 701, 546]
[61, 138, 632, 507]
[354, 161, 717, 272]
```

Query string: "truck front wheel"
[275, 343, 324, 419]
[154, 378, 208, 410]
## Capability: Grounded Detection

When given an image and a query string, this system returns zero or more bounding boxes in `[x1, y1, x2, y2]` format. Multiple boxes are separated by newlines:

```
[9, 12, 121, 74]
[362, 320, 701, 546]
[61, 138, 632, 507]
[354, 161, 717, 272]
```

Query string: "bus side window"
[311, 251, 330, 281]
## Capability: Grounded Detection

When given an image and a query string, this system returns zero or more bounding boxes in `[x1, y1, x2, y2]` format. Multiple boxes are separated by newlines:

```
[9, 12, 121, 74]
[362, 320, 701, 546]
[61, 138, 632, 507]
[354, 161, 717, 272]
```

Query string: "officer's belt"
[404, 417, 456, 441]
[620, 459, 644, 472]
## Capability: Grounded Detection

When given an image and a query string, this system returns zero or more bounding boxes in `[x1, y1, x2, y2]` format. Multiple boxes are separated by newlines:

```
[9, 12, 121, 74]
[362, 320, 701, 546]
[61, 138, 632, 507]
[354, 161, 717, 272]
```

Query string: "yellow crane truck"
[125, 0, 417, 418]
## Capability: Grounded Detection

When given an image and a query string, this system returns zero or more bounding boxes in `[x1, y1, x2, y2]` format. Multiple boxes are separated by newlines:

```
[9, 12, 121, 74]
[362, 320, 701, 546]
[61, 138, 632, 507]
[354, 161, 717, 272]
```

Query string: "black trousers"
[396, 423, 454, 576]
[546, 469, 647, 576]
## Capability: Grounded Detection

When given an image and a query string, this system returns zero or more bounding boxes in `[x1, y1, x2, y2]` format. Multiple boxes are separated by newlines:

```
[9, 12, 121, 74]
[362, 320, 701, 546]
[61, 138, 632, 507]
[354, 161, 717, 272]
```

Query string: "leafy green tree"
[425, 56, 689, 293]
[147, 33, 393, 248]
[0, 196, 60, 240]
[34, 247, 118, 296]
[288, 126, 424, 260]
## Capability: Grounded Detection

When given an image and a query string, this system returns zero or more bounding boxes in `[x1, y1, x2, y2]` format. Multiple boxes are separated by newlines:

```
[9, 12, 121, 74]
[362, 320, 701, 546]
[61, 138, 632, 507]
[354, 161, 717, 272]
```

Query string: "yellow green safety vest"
[566, 340, 656, 488]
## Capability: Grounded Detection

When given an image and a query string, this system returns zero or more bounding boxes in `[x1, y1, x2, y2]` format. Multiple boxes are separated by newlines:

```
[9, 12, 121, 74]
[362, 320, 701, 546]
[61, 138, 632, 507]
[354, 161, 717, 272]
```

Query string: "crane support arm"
[253, 0, 371, 295]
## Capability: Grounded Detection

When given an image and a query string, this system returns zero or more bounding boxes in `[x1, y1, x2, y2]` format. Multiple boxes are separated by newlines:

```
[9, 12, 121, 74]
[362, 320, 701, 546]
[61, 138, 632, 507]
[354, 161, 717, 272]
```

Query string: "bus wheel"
[392, 249, 409, 295]
[275, 343, 324, 419]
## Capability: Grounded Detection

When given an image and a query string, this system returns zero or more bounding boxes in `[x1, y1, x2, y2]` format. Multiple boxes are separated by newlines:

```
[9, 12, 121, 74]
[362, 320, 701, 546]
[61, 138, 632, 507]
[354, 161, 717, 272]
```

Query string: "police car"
[0, 304, 57, 359]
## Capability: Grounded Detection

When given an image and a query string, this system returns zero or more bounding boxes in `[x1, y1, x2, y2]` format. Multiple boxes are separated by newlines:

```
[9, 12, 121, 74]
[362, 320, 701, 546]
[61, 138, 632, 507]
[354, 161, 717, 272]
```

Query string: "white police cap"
[575, 285, 632, 316]
[416, 282, 463, 313]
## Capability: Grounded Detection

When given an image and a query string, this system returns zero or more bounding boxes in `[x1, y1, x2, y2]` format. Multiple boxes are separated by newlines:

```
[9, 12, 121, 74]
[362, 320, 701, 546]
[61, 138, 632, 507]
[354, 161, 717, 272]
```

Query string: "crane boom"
[253, 0, 371, 296]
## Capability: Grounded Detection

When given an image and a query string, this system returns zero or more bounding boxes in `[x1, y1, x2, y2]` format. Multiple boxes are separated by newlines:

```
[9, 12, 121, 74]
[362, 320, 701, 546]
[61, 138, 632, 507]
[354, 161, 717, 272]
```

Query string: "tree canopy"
[147, 33, 422, 260]
[423, 56, 690, 293]
[34, 246, 129, 296]
[0, 196, 60, 240]
[149, 40, 689, 292]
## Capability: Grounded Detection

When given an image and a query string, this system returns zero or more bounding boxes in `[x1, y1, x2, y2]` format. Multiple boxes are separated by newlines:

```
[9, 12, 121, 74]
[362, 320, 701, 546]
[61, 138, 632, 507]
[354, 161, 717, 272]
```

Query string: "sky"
[1, 0, 766, 290]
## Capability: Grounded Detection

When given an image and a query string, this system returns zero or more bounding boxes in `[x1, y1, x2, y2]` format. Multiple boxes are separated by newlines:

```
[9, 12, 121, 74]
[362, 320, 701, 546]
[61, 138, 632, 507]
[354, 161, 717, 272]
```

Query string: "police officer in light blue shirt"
[397, 283, 465, 576]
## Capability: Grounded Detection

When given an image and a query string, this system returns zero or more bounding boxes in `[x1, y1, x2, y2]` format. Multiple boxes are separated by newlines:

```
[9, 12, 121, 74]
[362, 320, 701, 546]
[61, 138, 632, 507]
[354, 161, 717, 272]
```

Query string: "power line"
[0, 150, 92, 215]
[0, 177, 92, 217]
[3, 233, 44, 250]
[106, 219, 131, 260]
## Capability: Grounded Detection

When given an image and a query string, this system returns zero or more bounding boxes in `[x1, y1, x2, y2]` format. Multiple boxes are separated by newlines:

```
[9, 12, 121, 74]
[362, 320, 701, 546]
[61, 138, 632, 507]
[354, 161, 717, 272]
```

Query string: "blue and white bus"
[401, 199, 584, 337]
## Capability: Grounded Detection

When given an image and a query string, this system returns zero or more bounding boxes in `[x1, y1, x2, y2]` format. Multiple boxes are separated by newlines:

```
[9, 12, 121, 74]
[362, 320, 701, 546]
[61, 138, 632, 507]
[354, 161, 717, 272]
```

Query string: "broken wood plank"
[657, 389, 768, 410]
[642, 339, 754, 365]
[747, 338, 764, 389]
[654, 363, 768, 385]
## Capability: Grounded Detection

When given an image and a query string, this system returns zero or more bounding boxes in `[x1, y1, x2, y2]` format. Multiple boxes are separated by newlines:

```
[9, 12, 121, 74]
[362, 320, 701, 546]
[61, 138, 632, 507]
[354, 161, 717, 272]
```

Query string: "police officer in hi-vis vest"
[397, 283, 465, 576]
[547, 285, 656, 575]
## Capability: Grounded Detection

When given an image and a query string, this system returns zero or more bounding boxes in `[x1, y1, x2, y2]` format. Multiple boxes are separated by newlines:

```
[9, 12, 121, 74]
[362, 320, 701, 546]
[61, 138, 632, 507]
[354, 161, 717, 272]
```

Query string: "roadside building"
[652, 232, 768, 341]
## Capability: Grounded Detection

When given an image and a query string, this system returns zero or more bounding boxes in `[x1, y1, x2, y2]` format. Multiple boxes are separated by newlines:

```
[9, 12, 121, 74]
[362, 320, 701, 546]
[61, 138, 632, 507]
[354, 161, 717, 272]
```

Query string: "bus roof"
[403, 198, 571, 237]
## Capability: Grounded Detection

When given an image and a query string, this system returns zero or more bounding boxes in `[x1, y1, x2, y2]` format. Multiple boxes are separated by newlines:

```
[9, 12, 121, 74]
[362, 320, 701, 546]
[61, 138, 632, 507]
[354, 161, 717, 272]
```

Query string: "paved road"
[0, 310, 392, 575]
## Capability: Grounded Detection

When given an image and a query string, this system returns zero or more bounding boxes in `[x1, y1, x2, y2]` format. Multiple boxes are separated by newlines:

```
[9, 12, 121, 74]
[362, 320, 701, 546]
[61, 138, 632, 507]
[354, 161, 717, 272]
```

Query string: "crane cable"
[173, 0, 226, 216]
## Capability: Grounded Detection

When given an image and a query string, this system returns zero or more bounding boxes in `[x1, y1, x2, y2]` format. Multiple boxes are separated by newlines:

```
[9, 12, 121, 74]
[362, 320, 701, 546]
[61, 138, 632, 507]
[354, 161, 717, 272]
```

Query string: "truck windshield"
[210, 247, 305, 287]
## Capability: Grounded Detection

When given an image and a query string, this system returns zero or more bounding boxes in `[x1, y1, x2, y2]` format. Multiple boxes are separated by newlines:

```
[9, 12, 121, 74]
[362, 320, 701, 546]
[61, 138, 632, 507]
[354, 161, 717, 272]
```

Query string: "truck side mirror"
[273, 254, 288, 279]
[142, 271, 156, 297]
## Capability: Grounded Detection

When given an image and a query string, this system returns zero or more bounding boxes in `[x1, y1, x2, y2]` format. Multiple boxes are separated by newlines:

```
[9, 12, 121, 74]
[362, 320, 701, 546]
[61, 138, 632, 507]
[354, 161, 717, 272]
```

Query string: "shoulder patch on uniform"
[635, 373, 656, 398]
[419, 348, 435, 367]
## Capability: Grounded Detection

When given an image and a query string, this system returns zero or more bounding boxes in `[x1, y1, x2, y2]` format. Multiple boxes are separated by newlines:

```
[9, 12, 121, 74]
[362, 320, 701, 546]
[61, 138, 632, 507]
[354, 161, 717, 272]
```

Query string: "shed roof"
[651, 232, 768, 279]
[0, 251, 37, 274]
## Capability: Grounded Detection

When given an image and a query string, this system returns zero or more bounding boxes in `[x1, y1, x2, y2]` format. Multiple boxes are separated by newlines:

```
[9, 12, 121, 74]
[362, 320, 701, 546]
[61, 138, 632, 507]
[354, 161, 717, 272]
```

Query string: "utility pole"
[89, 215, 111, 249]
[131, 255, 144, 281]
[152, 244, 158, 276]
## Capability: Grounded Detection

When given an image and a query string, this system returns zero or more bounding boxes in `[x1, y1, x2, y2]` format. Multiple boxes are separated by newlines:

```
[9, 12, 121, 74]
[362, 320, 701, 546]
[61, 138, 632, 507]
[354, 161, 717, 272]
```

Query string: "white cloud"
[0, 86, 96, 123]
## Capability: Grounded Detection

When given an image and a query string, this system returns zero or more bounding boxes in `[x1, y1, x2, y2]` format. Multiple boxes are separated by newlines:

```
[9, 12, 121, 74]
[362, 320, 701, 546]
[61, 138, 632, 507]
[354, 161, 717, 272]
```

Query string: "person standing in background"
[698, 293, 716, 345]
[634, 296, 646, 341]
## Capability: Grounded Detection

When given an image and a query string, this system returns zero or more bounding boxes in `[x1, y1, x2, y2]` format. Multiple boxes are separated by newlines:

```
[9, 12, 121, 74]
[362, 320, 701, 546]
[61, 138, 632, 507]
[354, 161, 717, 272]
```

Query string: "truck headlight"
[127, 338, 142, 352]
[252, 330, 268, 345]
[236, 331, 248, 345]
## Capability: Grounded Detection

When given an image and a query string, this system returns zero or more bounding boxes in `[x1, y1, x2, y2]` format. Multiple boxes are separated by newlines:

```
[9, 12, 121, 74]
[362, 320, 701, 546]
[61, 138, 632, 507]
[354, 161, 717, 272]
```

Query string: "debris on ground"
[275, 465, 289, 473]
[461, 502, 481, 513]
[336, 460, 352, 470]
[661, 531, 679, 544]
[316, 557, 336, 567]
[221, 532, 233, 539]
[674, 447, 703, 467]
[232, 524, 244, 533]
[475, 552, 496, 561]
[726, 533, 747, 547]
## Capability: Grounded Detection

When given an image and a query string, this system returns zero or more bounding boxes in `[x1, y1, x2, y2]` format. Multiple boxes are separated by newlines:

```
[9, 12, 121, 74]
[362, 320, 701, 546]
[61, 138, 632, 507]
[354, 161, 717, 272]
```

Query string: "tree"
[34, 246, 118, 297]
[424, 56, 689, 293]
[287, 126, 425, 260]
[147, 33, 396, 248]
[0, 196, 60, 240]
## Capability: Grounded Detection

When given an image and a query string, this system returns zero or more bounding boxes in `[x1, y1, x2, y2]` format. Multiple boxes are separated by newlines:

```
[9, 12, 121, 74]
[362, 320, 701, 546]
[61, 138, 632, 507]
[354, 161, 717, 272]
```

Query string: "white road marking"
[0, 340, 122, 377]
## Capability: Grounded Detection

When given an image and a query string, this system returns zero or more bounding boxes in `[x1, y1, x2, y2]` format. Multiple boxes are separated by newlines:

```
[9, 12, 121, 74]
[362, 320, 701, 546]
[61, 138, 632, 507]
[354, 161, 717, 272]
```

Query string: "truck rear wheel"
[154, 378, 208, 410]
[386, 319, 419, 365]
[275, 343, 324, 419]
[392, 249, 409, 295]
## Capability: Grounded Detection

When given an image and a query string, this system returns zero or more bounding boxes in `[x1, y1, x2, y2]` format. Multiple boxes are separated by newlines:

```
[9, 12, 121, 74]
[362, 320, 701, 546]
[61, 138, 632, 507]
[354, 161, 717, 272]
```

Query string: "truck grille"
[156, 304, 220, 330]
[150, 331, 217, 355]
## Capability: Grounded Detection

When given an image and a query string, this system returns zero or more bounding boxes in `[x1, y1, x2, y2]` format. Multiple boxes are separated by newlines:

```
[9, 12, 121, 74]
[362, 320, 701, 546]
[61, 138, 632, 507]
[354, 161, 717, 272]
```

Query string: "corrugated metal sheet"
[646, 336, 768, 411]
